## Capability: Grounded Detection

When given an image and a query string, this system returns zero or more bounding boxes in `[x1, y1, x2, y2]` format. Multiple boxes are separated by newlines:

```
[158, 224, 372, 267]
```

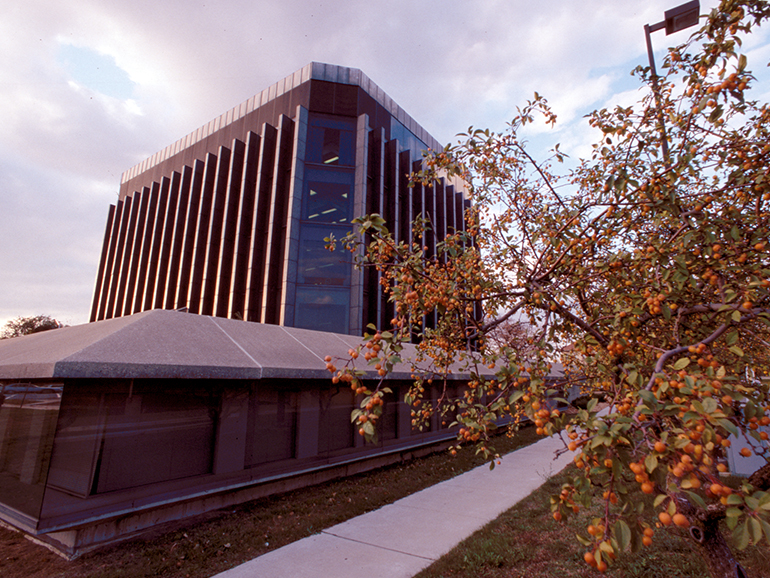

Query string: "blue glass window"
[303, 168, 354, 224]
[294, 286, 350, 334]
[297, 225, 351, 285]
[307, 116, 355, 166]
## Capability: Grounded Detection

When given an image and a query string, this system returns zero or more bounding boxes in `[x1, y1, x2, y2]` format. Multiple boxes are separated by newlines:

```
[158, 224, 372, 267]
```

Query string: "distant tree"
[0, 315, 63, 339]
[486, 319, 537, 357]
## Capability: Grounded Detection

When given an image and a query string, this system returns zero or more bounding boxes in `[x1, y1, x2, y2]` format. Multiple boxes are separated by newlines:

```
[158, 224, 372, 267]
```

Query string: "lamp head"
[664, 0, 700, 35]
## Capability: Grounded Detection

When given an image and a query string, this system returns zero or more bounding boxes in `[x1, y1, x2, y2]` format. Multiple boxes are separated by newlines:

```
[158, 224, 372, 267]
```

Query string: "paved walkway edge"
[211, 435, 573, 578]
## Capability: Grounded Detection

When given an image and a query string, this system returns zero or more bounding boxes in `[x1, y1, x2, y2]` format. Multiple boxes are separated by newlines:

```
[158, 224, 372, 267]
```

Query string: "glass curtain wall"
[0, 382, 62, 520]
[295, 114, 356, 334]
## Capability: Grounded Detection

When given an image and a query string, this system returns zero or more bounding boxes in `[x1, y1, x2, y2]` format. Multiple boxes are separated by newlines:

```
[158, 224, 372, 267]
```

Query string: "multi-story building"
[90, 62, 469, 335]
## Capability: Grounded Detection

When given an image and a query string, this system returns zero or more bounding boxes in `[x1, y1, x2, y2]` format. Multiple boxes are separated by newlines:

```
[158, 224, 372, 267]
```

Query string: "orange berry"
[673, 513, 689, 527]
[659, 512, 673, 526]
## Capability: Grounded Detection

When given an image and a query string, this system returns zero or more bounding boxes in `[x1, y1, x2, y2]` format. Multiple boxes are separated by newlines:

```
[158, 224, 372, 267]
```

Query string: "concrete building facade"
[90, 63, 468, 335]
[0, 310, 480, 557]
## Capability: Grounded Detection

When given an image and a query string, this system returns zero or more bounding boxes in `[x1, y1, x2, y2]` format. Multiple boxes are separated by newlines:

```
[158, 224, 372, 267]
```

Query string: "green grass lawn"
[414, 465, 770, 578]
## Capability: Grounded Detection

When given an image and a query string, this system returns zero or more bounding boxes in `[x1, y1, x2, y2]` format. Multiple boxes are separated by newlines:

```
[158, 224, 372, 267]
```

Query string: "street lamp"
[644, 0, 701, 160]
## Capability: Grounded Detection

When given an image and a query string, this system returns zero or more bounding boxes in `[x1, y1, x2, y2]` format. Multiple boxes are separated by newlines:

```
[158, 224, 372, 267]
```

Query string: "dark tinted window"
[303, 169, 354, 224]
[297, 225, 351, 285]
[245, 386, 297, 467]
[306, 116, 355, 166]
[294, 286, 350, 334]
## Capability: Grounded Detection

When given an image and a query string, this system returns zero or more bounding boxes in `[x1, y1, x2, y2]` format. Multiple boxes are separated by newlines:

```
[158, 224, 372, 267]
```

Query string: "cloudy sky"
[1, 0, 766, 328]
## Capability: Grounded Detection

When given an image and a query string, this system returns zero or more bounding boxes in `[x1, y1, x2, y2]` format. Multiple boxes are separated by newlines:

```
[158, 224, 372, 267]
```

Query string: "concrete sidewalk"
[212, 435, 574, 578]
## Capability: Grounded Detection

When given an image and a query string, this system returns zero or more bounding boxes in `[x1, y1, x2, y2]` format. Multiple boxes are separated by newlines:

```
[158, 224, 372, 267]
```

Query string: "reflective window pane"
[0, 383, 62, 517]
[298, 225, 350, 286]
[307, 116, 355, 166]
[93, 386, 215, 493]
[318, 387, 354, 454]
[245, 386, 297, 467]
[303, 169, 354, 224]
[294, 286, 350, 334]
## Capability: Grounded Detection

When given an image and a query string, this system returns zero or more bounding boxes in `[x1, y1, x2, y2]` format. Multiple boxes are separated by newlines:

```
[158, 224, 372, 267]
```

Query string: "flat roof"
[121, 62, 444, 186]
[0, 310, 461, 381]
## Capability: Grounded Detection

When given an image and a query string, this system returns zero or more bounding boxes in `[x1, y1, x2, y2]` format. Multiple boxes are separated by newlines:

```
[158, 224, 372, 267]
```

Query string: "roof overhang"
[0, 310, 466, 381]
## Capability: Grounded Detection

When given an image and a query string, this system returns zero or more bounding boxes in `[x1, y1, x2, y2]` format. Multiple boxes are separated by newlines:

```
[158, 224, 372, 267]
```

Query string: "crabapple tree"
[328, 2, 770, 576]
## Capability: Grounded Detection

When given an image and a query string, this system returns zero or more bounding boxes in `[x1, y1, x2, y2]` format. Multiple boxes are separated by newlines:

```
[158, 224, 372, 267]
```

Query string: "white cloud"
[0, 0, 765, 329]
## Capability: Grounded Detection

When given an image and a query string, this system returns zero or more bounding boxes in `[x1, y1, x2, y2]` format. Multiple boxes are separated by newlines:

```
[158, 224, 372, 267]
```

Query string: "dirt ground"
[0, 525, 71, 578]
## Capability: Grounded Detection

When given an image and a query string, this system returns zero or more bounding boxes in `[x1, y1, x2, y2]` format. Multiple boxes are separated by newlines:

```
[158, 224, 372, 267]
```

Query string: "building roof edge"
[121, 63, 442, 185]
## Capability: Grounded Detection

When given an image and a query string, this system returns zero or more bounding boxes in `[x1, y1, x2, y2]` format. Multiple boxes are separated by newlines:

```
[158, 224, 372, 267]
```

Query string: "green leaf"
[750, 517, 763, 544]
[645, 454, 658, 473]
[702, 397, 718, 414]
[689, 400, 706, 415]
[591, 435, 611, 449]
[673, 357, 691, 370]
[732, 310, 742, 323]
[727, 494, 744, 506]
[735, 519, 751, 549]
[730, 345, 745, 357]
[726, 506, 744, 518]
[639, 390, 658, 408]
[614, 519, 632, 552]
[718, 419, 740, 437]
[576, 533, 593, 546]
[654, 494, 668, 508]
[761, 518, 770, 544]
[684, 491, 707, 510]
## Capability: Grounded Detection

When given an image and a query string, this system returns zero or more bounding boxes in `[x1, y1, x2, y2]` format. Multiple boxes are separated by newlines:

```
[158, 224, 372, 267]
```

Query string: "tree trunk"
[689, 516, 748, 578]
[674, 493, 748, 578]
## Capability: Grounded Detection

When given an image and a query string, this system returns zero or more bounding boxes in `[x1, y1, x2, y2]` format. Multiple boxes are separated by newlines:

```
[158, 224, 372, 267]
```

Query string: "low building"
[0, 310, 474, 557]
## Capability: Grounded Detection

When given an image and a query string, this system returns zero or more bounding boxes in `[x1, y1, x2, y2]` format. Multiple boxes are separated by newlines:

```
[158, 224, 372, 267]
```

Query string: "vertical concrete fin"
[228, 131, 261, 320]
[278, 105, 308, 328]
[90, 204, 117, 322]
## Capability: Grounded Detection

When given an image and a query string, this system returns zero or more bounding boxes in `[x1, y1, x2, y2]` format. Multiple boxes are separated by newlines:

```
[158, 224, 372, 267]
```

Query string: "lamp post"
[644, 0, 701, 160]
